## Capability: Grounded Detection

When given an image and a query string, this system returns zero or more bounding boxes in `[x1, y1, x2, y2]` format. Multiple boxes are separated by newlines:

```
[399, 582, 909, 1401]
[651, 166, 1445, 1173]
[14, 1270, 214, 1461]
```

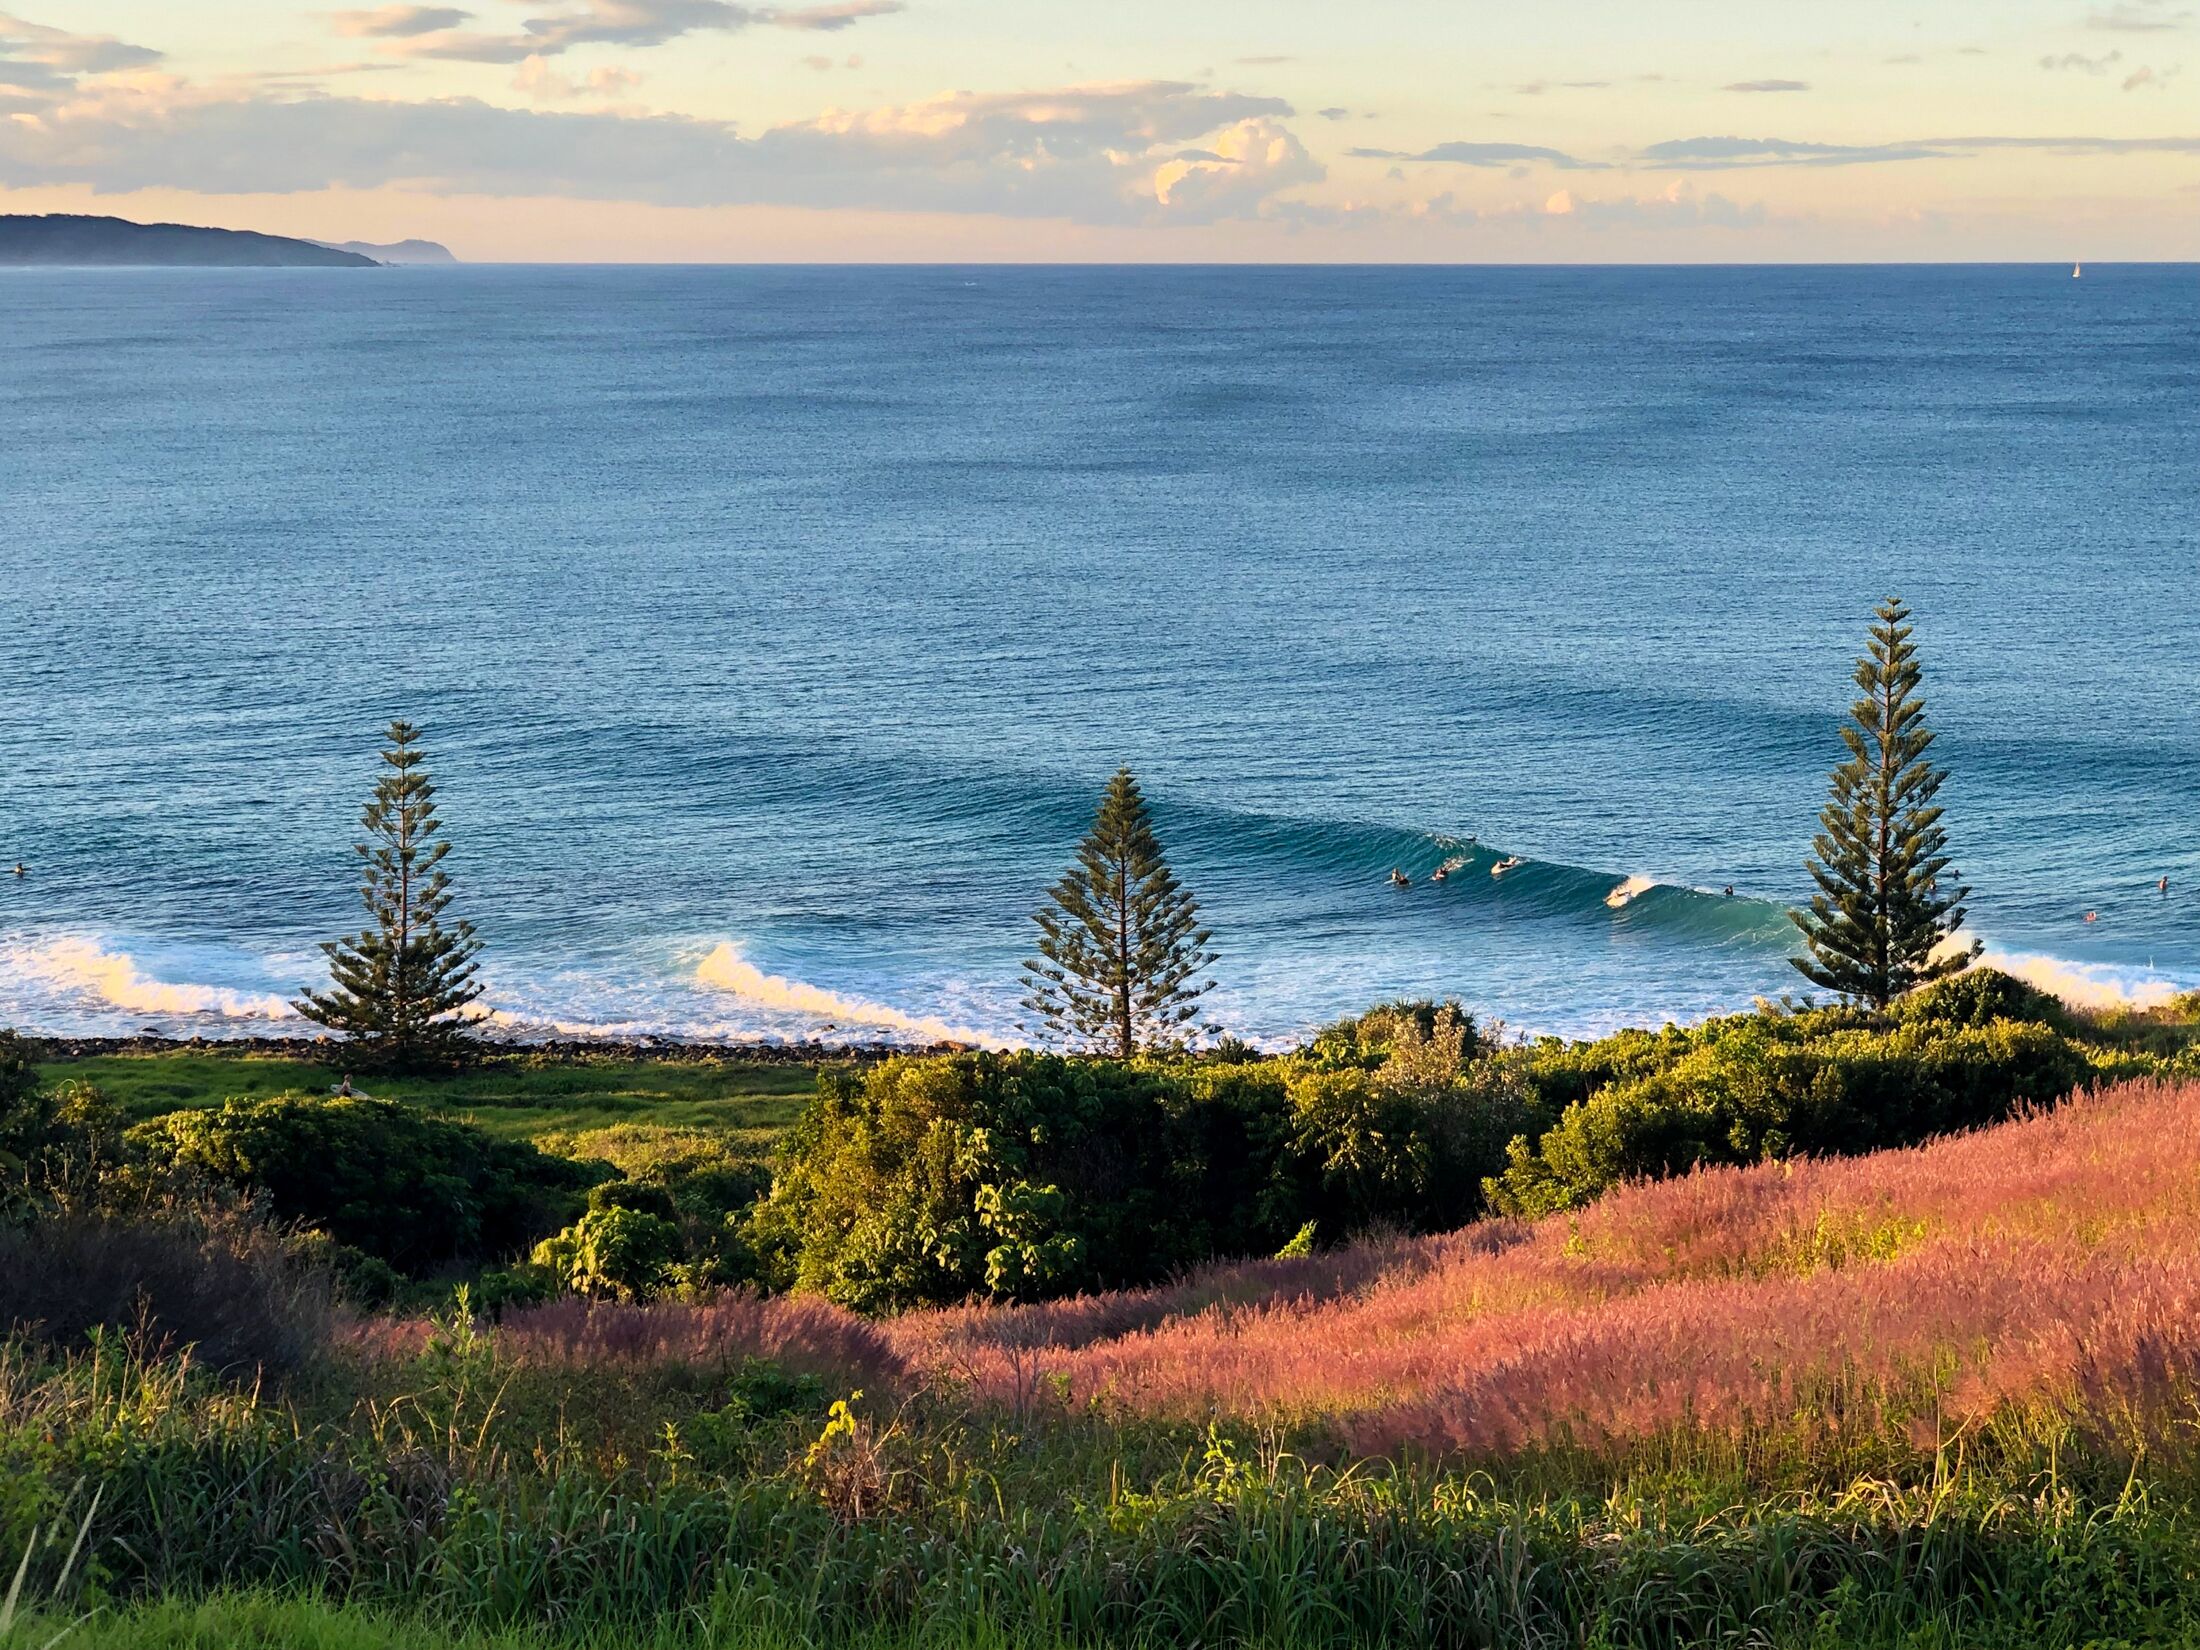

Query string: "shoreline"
[24, 1031, 976, 1066]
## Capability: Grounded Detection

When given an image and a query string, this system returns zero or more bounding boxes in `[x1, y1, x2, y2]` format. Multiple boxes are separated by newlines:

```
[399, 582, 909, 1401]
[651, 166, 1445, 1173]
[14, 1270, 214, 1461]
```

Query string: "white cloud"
[1149, 119, 1320, 216]
[0, 78, 1320, 225]
[1724, 78, 1810, 92]
[0, 10, 160, 95]
[512, 54, 643, 98]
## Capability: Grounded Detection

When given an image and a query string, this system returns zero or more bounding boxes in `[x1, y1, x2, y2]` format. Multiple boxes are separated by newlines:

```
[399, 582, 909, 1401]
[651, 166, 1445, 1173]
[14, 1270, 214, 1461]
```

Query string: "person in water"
[1723, 884, 1734, 897]
[9, 863, 22, 878]
[2162, 876, 2172, 896]
[1389, 868, 1410, 888]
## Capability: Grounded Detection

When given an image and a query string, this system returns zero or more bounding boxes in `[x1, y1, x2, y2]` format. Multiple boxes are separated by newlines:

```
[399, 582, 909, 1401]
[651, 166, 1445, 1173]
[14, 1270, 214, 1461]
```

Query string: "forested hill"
[0, 214, 379, 267]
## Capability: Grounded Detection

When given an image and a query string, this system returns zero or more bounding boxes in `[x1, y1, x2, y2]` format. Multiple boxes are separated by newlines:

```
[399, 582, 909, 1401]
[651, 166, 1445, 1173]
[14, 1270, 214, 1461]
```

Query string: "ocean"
[1, 264, 2195, 1046]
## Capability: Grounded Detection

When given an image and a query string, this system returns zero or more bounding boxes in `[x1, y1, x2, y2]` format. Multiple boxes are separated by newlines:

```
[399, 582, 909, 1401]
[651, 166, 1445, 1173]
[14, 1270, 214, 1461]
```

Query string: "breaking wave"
[3, 936, 296, 1022]
[693, 941, 1001, 1046]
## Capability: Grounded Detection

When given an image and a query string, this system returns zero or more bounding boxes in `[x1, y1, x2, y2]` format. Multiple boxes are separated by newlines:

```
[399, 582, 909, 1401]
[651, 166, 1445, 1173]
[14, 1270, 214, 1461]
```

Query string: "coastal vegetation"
[9, 598, 2199, 1644]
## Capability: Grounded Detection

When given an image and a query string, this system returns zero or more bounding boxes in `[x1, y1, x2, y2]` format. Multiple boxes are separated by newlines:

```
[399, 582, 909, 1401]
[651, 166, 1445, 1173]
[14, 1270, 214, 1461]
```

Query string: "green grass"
[14, 1593, 1039, 1650]
[33, 1053, 816, 1148]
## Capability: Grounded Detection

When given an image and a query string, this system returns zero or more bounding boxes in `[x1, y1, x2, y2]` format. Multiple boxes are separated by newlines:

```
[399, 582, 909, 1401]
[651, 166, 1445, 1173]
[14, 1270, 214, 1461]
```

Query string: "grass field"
[34, 1051, 818, 1148]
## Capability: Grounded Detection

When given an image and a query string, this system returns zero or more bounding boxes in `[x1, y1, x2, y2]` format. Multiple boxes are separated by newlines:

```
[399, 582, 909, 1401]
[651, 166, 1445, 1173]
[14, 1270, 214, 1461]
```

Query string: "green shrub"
[531, 1205, 685, 1300]
[1485, 997, 2105, 1217]
[748, 1044, 1521, 1315]
[129, 1095, 600, 1274]
[1896, 966, 2074, 1033]
[536, 1125, 772, 1221]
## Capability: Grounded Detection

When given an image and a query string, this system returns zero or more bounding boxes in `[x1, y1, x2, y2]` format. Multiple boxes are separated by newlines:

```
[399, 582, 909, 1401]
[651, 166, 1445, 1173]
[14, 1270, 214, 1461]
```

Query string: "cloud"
[774, 0, 900, 30]
[1316, 106, 1349, 120]
[2088, 1, 2190, 29]
[0, 78, 1321, 225]
[329, 5, 471, 37]
[1149, 118, 1320, 216]
[1724, 78, 1810, 92]
[512, 54, 642, 98]
[2121, 62, 2180, 87]
[1234, 55, 1294, 65]
[2041, 49, 2124, 70]
[1511, 79, 1611, 94]
[1639, 131, 2200, 168]
[1539, 180, 1767, 227]
[390, 0, 898, 61]
[1350, 139, 1602, 169]
[0, 11, 161, 91]
[1638, 135, 1950, 168]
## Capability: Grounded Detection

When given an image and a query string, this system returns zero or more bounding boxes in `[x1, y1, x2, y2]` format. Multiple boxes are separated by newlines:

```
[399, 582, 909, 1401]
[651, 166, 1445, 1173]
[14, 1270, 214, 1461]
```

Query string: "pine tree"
[1022, 768, 1218, 1057]
[296, 720, 485, 1069]
[1792, 597, 1979, 1010]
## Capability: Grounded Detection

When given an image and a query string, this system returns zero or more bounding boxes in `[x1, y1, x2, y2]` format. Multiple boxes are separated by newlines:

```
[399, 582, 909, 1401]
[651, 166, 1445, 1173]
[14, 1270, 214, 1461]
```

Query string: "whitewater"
[1, 265, 2195, 1043]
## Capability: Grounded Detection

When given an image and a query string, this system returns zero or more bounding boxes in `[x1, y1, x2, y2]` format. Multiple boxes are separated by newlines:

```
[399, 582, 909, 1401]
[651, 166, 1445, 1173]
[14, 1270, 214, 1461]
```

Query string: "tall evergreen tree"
[1022, 767, 1218, 1057]
[296, 720, 485, 1068]
[1792, 597, 1978, 1010]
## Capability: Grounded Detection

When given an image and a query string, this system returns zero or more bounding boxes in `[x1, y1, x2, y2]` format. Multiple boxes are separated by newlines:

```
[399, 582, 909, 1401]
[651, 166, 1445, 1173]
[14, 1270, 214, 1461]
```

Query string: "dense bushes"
[129, 1095, 601, 1274]
[748, 973, 2187, 1308]
[748, 1007, 1526, 1313]
[1483, 972, 2141, 1217]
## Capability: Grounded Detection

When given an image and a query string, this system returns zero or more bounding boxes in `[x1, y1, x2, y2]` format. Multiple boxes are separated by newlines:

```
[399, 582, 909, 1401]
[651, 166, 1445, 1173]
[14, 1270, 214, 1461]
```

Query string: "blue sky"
[2, 0, 2194, 259]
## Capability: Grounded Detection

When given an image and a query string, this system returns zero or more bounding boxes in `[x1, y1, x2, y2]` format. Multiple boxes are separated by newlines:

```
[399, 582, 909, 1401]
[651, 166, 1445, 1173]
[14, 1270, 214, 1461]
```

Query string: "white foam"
[1978, 947, 2189, 1012]
[692, 941, 1003, 1046]
[6, 936, 296, 1021]
[1605, 874, 1656, 910]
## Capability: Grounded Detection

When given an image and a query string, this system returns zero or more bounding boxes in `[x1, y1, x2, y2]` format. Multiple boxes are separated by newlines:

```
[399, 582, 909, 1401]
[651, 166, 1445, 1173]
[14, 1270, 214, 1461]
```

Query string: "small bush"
[532, 1205, 685, 1301]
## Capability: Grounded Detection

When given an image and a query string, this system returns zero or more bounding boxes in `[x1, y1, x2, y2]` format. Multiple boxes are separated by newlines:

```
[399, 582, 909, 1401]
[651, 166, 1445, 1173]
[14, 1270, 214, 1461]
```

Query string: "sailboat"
[2073, 262, 2083, 278]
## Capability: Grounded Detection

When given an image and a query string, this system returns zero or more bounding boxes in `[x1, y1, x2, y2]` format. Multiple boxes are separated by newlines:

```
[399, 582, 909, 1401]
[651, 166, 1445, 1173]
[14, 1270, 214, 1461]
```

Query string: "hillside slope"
[891, 1076, 2200, 1459]
[0, 214, 378, 267]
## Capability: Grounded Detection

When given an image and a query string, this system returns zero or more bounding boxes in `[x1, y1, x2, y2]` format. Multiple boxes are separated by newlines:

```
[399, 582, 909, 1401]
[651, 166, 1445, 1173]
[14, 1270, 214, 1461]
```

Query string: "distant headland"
[311, 237, 460, 266]
[0, 214, 455, 268]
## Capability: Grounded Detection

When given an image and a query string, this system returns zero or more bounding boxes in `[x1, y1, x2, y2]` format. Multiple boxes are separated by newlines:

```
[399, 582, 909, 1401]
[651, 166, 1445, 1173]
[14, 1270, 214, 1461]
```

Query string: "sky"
[1, 0, 2196, 260]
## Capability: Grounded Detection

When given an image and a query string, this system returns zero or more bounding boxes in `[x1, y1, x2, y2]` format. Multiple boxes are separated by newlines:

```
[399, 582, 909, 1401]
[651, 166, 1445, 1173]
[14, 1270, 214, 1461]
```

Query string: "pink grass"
[352, 1080, 2200, 1464]
[889, 1078, 2200, 1458]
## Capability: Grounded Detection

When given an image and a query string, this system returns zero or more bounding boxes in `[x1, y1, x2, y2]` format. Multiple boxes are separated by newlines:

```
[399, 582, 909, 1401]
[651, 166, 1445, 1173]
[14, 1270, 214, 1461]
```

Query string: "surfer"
[1431, 865, 1449, 883]
[2162, 876, 2171, 897]
[333, 1073, 356, 1098]
[2084, 910, 2099, 924]
[9, 862, 21, 877]
[1723, 885, 1734, 897]
[1388, 868, 1411, 889]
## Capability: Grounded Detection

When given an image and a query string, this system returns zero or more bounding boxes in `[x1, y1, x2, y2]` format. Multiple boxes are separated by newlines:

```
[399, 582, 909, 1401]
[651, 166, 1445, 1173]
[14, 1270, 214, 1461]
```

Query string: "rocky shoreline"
[29, 1032, 970, 1066]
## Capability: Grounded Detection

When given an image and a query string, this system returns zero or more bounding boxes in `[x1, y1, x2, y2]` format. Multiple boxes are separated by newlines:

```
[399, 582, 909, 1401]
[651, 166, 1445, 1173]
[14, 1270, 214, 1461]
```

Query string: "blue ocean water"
[0, 264, 2195, 1045]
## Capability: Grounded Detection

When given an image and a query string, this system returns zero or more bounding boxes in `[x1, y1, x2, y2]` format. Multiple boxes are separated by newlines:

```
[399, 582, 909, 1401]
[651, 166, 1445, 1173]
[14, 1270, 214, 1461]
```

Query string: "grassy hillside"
[13, 1079, 2200, 1648]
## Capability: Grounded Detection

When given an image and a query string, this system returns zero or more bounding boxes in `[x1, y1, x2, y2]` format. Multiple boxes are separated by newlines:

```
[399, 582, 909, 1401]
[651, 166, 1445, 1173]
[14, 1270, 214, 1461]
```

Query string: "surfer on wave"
[1388, 868, 1411, 889]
